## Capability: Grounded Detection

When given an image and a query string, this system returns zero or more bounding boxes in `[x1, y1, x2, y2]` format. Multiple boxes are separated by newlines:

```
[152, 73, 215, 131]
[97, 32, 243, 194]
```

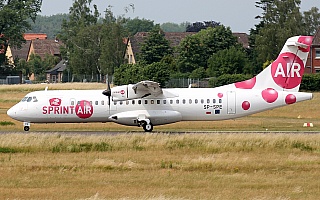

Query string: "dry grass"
[0, 133, 319, 199]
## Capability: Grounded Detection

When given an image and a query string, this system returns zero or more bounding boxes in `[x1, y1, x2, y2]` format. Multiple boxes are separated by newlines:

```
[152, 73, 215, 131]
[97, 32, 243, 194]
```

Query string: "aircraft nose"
[7, 106, 16, 119]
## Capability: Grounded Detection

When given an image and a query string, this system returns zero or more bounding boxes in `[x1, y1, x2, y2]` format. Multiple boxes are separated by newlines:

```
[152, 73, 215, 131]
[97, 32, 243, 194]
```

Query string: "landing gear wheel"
[143, 123, 153, 132]
[24, 126, 30, 132]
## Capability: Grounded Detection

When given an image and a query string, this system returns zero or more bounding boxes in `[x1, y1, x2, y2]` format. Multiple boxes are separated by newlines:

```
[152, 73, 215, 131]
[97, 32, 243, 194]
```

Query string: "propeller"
[102, 75, 112, 111]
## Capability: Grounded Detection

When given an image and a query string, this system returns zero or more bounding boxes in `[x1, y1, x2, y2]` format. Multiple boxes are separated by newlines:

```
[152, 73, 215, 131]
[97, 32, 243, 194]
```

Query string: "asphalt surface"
[1, 131, 320, 135]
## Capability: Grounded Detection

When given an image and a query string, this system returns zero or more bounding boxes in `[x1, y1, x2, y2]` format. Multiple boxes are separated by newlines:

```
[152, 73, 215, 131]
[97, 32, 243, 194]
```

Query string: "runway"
[1, 131, 320, 135]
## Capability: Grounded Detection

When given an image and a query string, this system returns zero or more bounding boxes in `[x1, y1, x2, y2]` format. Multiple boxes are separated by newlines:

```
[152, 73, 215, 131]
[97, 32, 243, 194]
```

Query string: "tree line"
[1, 0, 320, 88]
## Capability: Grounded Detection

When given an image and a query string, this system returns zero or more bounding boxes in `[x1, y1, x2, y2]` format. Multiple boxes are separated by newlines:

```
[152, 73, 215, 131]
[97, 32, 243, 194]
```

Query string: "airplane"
[7, 35, 313, 132]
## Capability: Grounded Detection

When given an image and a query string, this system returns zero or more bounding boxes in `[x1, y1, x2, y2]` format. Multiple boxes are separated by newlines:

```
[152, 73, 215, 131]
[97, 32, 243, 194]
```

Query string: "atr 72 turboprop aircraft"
[7, 36, 313, 132]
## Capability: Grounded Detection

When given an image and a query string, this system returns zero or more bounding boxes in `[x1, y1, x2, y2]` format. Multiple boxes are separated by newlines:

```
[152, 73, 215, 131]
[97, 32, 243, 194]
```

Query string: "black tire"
[143, 123, 153, 132]
[24, 126, 30, 131]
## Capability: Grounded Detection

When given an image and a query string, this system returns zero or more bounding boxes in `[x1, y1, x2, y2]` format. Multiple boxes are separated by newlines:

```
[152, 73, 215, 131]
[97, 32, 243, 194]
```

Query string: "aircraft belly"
[109, 110, 182, 126]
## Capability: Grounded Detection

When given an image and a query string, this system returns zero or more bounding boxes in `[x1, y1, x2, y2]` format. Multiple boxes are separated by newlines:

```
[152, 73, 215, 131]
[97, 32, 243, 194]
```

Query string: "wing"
[132, 81, 163, 97]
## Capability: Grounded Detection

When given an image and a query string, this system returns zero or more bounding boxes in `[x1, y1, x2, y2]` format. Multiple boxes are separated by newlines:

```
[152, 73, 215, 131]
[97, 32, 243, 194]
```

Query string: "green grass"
[0, 121, 15, 126]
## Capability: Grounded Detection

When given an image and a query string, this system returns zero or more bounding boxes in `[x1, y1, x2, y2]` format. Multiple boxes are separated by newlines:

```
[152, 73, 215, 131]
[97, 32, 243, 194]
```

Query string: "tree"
[27, 14, 69, 39]
[161, 22, 188, 32]
[207, 46, 249, 77]
[186, 21, 220, 32]
[60, 1, 127, 80]
[177, 35, 205, 73]
[0, 0, 42, 64]
[303, 7, 320, 35]
[113, 63, 145, 85]
[139, 25, 173, 64]
[59, 0, 99, 79]
[27, 53, 43, 80]
[113, 62, 170, 87]
[254, 0, 304, 63]
[125, 18, 154, 36]
[143, 62, 170, 87]
[178, 25, 238, 73]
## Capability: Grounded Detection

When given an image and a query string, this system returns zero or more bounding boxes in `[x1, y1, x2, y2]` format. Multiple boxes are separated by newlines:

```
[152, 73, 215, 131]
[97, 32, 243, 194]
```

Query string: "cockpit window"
[21, 97, 28, 102]
[33, 96, 38, 102]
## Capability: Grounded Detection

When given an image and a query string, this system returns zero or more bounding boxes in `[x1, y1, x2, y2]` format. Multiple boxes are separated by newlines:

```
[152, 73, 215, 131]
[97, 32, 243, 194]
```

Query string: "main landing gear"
[142, 122, 153, 132]
[23, 122, 30, 132]
[137, 118, 153, 132]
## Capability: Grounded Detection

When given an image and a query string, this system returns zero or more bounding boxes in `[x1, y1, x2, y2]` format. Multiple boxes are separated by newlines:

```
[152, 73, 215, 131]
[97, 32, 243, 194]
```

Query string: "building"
[5, 33, 64, 81]
[125, 32, 249, 64]
[46, 59, 67, 83]
[306, 27, 320, 73]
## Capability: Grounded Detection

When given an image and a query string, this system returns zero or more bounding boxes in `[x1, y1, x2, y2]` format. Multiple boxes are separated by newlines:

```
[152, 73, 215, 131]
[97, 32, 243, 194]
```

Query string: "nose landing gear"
[23, 122, 30, 132]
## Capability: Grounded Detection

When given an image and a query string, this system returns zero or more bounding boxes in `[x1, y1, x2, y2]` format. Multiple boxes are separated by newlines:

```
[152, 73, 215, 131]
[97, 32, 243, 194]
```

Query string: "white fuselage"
[7, 87, 312, 127]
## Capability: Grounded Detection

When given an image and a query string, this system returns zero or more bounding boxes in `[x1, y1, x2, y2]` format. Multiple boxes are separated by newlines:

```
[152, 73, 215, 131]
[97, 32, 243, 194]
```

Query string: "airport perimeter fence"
[0, 73, 209, 88]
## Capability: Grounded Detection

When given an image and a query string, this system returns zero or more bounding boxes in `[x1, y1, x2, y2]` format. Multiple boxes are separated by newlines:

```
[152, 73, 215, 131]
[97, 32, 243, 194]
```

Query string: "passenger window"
[151, 100, 154, 104]
[157, 100, 160, 104]
[71, 101, 75, 106]
[219, 99, 222, 103]
[126, 100, 129, 105]
[114, 101, 117, 105]
[138, 100, 142, 105]
[120, 101, 123, 105]
[101, 101, 105, 106]
[77, 101, 80, 105]
[201, 99, 204, 104]
[33, 96, 38, 102]
[132, 100, 135, 105]
[27, 97, 32, 102]
[182, 99, 186, 104]
[163, 100, 167, 104]
[170, 100, 173, 104]
[213, 99, 216, 103]
[176, 99, 179, 104]
[189, 99, 192, 104]
[195, 99, 198, 104]
[207, 99, 210, 104]
[95, 101, 98, 105]
[145, 100, 148, 104]
[215, 110, 221, 114]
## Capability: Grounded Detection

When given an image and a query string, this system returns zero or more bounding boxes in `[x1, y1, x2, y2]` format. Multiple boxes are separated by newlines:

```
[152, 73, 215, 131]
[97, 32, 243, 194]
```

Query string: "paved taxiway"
[1, 131, 320, 135]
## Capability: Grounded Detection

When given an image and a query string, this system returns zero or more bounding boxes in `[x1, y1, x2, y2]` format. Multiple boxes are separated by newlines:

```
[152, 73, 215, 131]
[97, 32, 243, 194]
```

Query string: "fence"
[0, 74, 210, 88]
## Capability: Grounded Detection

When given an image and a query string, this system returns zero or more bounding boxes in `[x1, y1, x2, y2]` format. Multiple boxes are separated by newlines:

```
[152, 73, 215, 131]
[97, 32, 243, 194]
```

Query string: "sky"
[40, 0, 320, 33]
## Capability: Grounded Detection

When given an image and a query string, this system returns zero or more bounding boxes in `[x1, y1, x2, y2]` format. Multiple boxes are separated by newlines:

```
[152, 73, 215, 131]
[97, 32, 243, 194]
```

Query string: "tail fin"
[235, 36, 313, 92]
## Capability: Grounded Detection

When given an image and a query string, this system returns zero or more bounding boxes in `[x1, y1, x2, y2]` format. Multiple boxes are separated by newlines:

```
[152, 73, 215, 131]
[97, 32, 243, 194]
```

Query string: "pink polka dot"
[298, 36, 313, 53]
[242, 101, 250, 110]
[262, 88, 278, 103]
[235, 77, 256, 89]
[218, 93, 223, 98]
[285, 94, 296, 104]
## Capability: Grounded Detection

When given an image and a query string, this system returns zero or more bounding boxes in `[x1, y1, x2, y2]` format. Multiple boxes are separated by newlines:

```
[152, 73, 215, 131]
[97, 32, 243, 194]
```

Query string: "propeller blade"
[102, 75, 112, 111]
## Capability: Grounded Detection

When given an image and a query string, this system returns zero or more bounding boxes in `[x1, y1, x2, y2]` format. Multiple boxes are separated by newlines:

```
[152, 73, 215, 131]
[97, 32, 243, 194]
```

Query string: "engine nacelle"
[111, 85, 147, 101]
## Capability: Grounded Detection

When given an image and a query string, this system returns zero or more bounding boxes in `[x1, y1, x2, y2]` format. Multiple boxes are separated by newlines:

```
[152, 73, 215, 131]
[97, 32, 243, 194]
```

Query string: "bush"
[300, 73, 320, 91]
[209, 74, 253, 87]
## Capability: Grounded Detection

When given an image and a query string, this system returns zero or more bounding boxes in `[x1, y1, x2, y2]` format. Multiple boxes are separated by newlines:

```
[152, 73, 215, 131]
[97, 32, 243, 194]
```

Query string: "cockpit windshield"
[21, 96, 38, 102]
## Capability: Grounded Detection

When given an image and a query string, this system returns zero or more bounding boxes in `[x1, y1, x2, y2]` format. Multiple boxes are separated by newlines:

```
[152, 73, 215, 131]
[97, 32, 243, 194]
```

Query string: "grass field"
[0, 83, 320, 199]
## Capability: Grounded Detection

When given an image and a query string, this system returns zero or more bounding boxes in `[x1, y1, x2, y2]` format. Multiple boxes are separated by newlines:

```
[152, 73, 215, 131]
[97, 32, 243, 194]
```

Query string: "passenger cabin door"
[227, 91, 236, 114]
